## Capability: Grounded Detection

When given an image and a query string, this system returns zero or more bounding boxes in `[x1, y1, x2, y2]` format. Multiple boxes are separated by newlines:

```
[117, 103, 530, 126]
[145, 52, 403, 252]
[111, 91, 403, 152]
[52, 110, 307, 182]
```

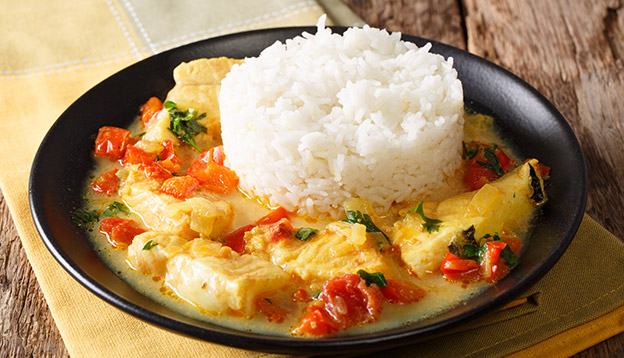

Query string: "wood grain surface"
[1, 1, 622, 357]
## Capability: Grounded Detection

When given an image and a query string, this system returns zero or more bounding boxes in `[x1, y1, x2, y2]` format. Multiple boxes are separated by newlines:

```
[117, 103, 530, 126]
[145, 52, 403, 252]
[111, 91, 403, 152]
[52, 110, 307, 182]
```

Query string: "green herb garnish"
[142, 240, 158, 251]
[462, 243, 487, 263]
[463, 142, 479, 160]
[499, 246, 520, 267]
[477, 146, 505, 176]
[101, 201, 130, 218]
[400, 201, 442, 233]
[357, 270, 388, 288]
[312, 292, 321, 299]
[164, 101, 207, 152]
[263, 298, 272, 304]
[341, 210, 390, 243]
[295, 227, 318, 241]
[71, 209, 99, 228]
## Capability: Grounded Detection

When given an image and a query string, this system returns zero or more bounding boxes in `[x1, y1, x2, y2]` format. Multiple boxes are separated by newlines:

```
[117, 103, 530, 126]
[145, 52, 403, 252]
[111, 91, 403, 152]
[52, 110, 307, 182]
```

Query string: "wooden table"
[2, 1, 622, 356]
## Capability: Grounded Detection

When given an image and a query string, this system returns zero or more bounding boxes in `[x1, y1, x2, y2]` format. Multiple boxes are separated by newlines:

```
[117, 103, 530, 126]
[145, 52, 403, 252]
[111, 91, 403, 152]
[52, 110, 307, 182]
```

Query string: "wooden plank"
[0, 193, 69, 357]
[341, 0, 466, 49]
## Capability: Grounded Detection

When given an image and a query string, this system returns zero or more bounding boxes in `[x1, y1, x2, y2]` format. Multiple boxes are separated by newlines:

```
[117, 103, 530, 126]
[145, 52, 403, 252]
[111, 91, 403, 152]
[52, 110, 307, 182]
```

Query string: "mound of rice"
[220, 16, 464, 217]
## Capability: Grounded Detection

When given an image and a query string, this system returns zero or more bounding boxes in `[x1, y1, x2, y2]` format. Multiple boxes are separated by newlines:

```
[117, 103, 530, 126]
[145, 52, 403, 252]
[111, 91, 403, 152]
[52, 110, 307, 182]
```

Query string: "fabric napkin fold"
[1, 1, 623, 357]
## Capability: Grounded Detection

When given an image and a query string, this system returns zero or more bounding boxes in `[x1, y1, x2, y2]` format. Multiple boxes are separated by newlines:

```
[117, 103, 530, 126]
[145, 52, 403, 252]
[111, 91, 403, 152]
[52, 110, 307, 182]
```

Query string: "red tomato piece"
[208, 146, 226, 165]
[159, 175, 199, 199]
[223, 224, 255, 254]
[99, 218, 145, 249]
[140, 97, 163, 125]
[480, 241, 508, 281]
[486, 241, 507, 266]
[94, 126, 130, 161]
[380, 279, 426, 304]
[463, 164, 499, 191]
[186, 159, 239, 195]
[158, 140, 181, 173]
[267, 218, 294, 242]
[196, 146, 226, 166]
[503, 237, 523, 255]
[319, 273, 383, 329]
[122, 145, 156, 166]
[490, 261, 512, 282]
[255, 297, 287, 323]
[496, 147, 515, 172]
[256, 206, 289, 225]
[293, 305, 339, 336]
[440, 253, 481, 282]
[91, 168, 119, 195]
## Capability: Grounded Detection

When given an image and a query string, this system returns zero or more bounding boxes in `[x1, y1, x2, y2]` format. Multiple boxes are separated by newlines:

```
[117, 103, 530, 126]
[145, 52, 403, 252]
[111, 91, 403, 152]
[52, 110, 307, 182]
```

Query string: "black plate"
[29, 27, 587, 355]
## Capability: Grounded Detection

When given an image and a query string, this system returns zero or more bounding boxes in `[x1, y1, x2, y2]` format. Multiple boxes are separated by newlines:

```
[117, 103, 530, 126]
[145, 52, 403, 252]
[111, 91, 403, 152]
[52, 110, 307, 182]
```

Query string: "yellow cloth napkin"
[1, 1, 623, 357]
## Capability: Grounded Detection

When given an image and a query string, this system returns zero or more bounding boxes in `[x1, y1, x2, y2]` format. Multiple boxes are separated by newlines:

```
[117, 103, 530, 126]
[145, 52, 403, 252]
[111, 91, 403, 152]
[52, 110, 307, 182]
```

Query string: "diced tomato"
[293, 304, 339, 336]
[91, 168, 119, 195]
[187, 159, 239, 195]
[255, 297, 288, 323]
[267, 218, 294, 242]
[140, 97, 163, 125]
[319, 273, 383, 329]
[486, 241, 506, 266]
[294, 274, 383, 336]
[496, 147, 515, 172]
[440, 253, 481, 282]
[503, 237, 523, 255]
[490, 261, 512, 282]
[463, 142, 517, 191]
[196, 146, 226, 166]
[99, 218, 145, 249]
[463, 164, 499, 191]
[481, 241, 507, 280]
[158, 140, 181, 173]
[122, 145, 156, 166]
[196, 146, 225, 166]
[94, 126, 130, 161]
[223, 224, 255, 254]
[380, 279, 426, 304]
[159, 175, 199, 199]
[256, 206, 289, 225]
[292, 288, 310, 303]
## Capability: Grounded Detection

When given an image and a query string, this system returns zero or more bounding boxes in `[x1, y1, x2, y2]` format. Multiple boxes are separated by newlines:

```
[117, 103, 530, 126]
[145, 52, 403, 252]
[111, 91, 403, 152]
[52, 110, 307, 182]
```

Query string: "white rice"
[219, 16, 464, 217]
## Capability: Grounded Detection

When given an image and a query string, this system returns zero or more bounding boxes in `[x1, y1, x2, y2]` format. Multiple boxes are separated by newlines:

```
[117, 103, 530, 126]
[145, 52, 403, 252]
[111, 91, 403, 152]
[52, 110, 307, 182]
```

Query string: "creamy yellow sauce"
[81, 111, 530, 337]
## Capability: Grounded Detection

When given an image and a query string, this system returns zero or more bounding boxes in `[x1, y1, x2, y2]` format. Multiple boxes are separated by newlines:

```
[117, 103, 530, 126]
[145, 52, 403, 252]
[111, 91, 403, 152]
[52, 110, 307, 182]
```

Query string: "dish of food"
[29, 22, 586, 355]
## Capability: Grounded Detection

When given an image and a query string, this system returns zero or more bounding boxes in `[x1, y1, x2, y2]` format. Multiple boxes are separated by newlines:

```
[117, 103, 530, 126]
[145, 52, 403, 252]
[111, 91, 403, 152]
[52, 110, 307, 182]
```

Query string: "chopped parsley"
[463, 141, 479, 160]
[164, 101, 207, 152]
[477, 146, 505, 176]
[142, 240, 158, 251]
[357, 270, 388, 288]
[500, 246, 520, 267]
[399, 201, 442, 233]
[295, 227, 318, 241]
[101, 201, 130, 218]
[341, 210, 390, 243]
[263, 298, 272, 304]
[71, 209, 99, 228]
